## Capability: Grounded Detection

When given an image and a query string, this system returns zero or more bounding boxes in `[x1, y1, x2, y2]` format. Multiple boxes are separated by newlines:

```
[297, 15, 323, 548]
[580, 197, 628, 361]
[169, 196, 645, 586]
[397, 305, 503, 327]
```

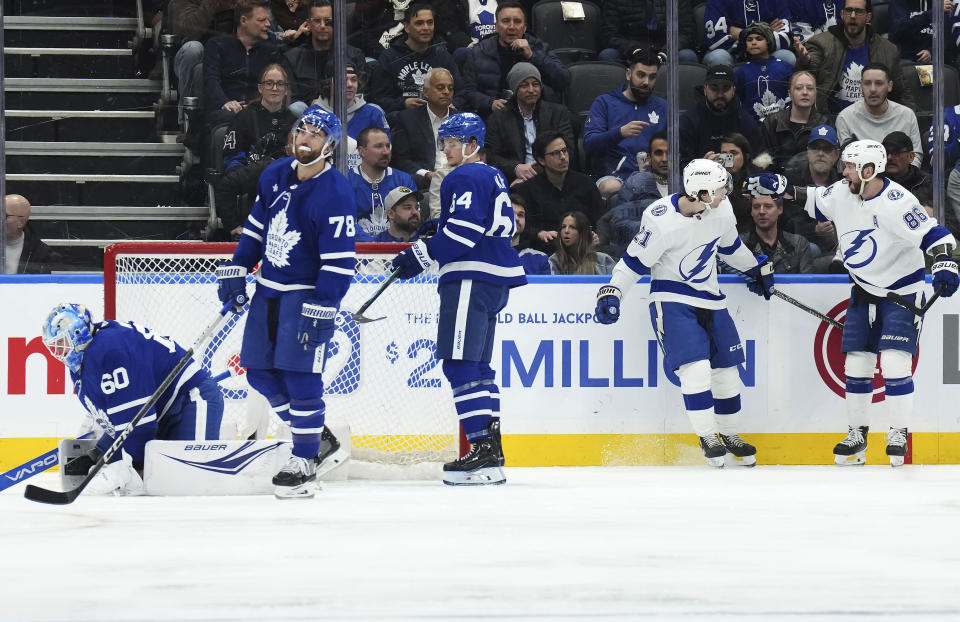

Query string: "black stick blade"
[24, 483, 80, 505]
[886, 292, 924, 315]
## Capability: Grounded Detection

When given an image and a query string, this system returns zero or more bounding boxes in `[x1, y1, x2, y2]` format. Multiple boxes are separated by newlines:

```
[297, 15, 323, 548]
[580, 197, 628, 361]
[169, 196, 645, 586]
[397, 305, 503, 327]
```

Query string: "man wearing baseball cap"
[679, 64, 762, 166]
[373, 186, 422, 242]
[883, 130, 932, 209]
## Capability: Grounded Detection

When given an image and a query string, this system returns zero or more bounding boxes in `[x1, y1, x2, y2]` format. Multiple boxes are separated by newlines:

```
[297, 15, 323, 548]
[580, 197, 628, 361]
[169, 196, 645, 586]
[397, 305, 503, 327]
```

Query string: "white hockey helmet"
[683, 158, 730, 207]
[840, 139, 886, 184]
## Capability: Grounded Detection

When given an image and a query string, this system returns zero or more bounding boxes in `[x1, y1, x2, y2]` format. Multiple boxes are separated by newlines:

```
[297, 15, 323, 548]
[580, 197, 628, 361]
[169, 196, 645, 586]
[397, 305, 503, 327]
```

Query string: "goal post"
[103, 241, 461, 468]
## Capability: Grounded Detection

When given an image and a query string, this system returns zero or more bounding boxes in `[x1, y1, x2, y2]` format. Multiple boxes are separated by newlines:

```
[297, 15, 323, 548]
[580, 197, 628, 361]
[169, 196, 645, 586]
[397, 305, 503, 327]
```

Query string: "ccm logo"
[184, 444, 228, 451]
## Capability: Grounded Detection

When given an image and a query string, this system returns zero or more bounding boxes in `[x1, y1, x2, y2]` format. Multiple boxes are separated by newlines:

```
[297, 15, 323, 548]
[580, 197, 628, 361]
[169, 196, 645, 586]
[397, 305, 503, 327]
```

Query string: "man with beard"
[583, 48, 668, 197]
[678, 64, 762, 168]
[484, 62, 575, 185]
[836, 62, 922, 167]
[795, 0, 914, 113]
[783, 124, 841, 261]
[348, 126, 417, 238]
[373, 186, 422, 242]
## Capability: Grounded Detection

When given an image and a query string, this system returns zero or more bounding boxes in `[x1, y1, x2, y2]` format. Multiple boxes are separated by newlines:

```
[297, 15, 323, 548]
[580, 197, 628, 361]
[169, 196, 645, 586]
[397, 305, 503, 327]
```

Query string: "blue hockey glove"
[595, 285, 622, 325]
[932, 255, 960, 297]
[215, 263, 248, 313]
[744, 255, 775, 300]
[298, 301, 336, 349]
[391, 239, 432, 279]
[746, 173, 787, 199]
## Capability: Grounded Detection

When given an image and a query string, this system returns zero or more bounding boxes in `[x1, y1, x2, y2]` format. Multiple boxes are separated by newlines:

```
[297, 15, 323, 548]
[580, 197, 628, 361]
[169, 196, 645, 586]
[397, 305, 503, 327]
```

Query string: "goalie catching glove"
[595, 286, 622, 325]
[215, 263, 248, 313]
[391, 239, 432, 279]
[298, 301, 336, 349]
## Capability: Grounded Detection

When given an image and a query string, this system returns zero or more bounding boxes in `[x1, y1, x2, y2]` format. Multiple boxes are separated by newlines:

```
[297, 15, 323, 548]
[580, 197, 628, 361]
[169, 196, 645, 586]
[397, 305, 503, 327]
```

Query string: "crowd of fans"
[30, 0, 959, 277]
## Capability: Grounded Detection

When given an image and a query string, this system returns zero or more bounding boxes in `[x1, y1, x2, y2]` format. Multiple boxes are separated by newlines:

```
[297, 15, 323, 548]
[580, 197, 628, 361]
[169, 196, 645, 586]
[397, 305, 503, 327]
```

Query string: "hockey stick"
[887, 286, 944, 318]
[24, 305, 235, 505]
[352, 267, 402, 324]
[719, 260, 844, 329]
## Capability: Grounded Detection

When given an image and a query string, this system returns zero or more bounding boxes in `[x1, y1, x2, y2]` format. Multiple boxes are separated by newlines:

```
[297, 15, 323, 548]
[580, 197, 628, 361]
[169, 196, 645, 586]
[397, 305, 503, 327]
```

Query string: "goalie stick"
[887, 286, 944, 318]
[24, 305, 236, 505]
[719, 260, 844, 329]
[352, 267, 402, 324]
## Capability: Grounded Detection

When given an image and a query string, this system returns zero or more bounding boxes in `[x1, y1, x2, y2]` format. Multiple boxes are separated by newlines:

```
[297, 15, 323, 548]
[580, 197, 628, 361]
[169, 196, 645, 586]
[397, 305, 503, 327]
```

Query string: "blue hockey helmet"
[42, 303, 94, 373]
[437, 113, 486, 158]
[294, 105, 341, 161]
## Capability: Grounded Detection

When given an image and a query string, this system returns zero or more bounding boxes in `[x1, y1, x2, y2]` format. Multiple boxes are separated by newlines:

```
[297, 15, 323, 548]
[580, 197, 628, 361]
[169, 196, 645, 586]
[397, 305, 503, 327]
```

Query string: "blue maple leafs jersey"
[70, 321, 212, 463]
[734, 58, 793, 124]
[348, 166, 417, 237]
[703, 0, 792, 53]
[234, 157, 357, 308]
[804, 178, 955, 296]
[428, 162, 526, 288]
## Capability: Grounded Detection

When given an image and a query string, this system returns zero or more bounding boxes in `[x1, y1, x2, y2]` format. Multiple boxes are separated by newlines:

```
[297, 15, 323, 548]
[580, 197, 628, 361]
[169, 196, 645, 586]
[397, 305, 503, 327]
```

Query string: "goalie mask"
[42, 303, 94, 373]
[683, 158, 731, 210]
[437, 112, 485, 160]
[841, 139, 886, 193]
[293, 105, 341, 166]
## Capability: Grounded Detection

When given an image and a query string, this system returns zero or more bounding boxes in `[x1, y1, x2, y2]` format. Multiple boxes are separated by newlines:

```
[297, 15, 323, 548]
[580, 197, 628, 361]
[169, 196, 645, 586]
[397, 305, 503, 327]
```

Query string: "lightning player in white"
[594, 159, 775, 467]
[216, 106, 354, 497]
[391, 113, 526, 485]
[41, 303, 225, 495]
[779, 139, 959, 465]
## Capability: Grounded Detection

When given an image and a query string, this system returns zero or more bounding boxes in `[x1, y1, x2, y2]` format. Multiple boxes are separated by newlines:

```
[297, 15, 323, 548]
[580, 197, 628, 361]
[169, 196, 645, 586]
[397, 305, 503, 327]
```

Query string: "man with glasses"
[348, 126, 417, 238]
[679, 65, 761, 167]
[514, 130, 604, 252]
[795, 0, 915, 113]
[883, 131, 932, 208]
[283, 0, 365, 116]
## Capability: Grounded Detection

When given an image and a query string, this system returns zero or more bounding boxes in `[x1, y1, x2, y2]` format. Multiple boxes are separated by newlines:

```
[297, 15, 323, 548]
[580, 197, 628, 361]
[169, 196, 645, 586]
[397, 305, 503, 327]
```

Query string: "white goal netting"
[104, 242, 459, 467]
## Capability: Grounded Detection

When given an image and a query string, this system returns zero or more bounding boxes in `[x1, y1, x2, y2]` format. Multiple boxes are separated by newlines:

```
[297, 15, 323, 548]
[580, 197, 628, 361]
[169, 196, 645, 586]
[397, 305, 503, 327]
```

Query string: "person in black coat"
[4, 194, 67, 274]
[678, 65, 762, 166]
[390, 67, 456, 191]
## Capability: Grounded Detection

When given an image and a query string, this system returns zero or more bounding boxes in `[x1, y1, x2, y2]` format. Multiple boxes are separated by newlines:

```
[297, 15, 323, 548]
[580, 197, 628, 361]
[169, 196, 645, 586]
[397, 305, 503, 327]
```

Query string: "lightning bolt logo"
[841, 229, 877, 269]
[679, 238, 720, 283]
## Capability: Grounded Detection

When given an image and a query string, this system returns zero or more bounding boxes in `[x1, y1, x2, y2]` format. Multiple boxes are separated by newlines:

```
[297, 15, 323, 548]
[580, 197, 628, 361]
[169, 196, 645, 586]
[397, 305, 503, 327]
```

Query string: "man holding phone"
[679, 65, 762, 167]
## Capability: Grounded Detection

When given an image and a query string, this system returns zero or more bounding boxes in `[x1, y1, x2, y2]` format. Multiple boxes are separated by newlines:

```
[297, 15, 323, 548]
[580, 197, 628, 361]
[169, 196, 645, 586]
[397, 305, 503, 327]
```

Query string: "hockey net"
[104, 242, 459, 470]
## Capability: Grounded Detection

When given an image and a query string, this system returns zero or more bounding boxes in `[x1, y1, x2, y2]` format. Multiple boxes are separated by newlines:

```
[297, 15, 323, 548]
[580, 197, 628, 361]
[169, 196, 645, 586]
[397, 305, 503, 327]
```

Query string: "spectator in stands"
[4, 194, 64, 275]
[434, 0, 498, 60]
[214, 63, 297, 239]
[617, 131, 670, 207]
[760, 70, 832, 171]
[598, 0, 698, 64]
[583, 48, 669, 197]
[836, 62, 923, 167]
[740, 193, 815, 273]
[368, 3, 469, 115]
[514, 131, 604, 253]
[372, 186, 421, 242]
[313, 61, 389, 150]
[283, 0, 366, 116]
[268, 0, 309, 34]
[484, 63, 575, 185]
[462, 1, 571, 116]
[702, 0, 796, 66]
[795, 0, 916, 113]
[349, 127, 418, 238]
[888, 0, 957, 63]
[711, 132, 769, 231]
[679, 65, 762, 166]
[782, 124, 841, 260]
[349, 0, 403, 60]
[883, 130, 933, 208]
[792, 0, 843, 42]
[734, 22, 793, 124]
[204, 0, 280, 128]
[933, 106, 960, 234]
[548, 211, 615, 275]
[509, 195, 551, 275]
[391, 67, 455, 214]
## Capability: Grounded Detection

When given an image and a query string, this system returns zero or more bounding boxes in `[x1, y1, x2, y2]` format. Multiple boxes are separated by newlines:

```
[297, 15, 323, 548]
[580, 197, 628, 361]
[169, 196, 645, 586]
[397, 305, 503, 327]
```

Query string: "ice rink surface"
[2, 465, 960, 622]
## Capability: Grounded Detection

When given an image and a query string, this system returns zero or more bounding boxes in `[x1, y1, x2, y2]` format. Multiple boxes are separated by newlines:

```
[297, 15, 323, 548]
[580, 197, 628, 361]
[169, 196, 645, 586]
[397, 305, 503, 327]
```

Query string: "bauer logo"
[162, 441, 284, 475]
[812, 299, 918, 402]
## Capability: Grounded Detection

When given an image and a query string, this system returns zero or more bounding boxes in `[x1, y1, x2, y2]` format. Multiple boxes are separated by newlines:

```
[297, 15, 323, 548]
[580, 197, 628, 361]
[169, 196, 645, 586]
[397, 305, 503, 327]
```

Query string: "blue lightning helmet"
[42, 303, 94, 373]
[294, 105, 341, 161]
[437, 113, 485, 159]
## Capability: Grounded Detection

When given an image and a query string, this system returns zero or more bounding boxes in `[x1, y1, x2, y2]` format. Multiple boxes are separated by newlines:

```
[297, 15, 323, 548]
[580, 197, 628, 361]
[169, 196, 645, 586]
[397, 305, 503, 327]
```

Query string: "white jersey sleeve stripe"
[444, 229, 477, 248]
[321, 265, 355, 275]
[319, 251, 356, 260]
[447, 218, 486, 234]
[242, 229, 263, 242]
[106, 396, 151, 415]
[247, 215, 264, 230]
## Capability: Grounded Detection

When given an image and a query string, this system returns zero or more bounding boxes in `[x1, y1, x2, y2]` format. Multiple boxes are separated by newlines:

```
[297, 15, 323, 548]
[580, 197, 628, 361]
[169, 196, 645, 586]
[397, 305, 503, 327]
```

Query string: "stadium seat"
[564, 61, 627, 119]
[694, 2, 706, 54]
[531, 0, 603, 64]
[870, 1, 890, 37]
[652, 62, 708, 114]
[205, 123, 231, 229]
[899, 60, 960, 115]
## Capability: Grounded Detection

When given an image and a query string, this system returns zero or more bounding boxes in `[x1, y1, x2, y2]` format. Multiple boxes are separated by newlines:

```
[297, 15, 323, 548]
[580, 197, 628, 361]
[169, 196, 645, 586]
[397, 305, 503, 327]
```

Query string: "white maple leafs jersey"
[609, 194, 760, 309]
[804, 178, 955, 296]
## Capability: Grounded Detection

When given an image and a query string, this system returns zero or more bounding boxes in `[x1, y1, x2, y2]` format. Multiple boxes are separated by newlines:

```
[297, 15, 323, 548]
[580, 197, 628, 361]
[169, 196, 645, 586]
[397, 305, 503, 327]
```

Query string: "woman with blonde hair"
[760, 70, 834, 170]
[548, 211, 615, 275]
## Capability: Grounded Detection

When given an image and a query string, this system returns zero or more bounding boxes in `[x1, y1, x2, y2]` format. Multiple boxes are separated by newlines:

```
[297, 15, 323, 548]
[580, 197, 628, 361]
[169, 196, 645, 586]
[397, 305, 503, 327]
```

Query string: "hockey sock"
[711, 366, 742, 435]
[844, 377, 873, 428]
[285, 371, 326, 459]
[452, 382, 494, 441]
[678, 360, 716, 437]
[246, 369, 292, 422]
[881, 350, 914, 430]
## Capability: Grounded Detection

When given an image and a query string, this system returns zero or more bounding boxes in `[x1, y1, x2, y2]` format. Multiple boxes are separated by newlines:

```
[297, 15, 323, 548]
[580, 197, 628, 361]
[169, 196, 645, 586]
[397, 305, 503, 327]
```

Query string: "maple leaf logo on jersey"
[753, 88, 785, 121]
[265, 205, 301, 268]
[648, 110, 660, 124]
[84, 395, 115, 436]
[358, 204, 389, 235]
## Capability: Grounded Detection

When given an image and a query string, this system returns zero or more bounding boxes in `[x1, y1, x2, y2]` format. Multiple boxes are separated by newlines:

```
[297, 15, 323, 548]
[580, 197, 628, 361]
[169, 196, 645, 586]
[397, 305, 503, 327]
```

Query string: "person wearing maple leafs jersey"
[732, 22, 792, 124]
[215, 105, 354, 498]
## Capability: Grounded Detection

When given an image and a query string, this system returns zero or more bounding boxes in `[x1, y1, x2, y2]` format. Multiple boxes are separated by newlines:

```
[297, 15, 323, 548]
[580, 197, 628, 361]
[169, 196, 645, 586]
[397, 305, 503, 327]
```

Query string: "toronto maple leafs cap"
[385, 186, 418, 211]
[808, 124, 839, 147]
[882, 131, 913, 154]
[704, 65, 735, 87]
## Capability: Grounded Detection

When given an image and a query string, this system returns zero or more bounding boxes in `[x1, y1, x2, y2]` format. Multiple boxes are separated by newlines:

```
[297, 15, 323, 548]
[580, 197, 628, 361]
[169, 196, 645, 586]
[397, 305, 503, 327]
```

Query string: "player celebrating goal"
[216, 105, 354, 498]
[391, 113, 526, 485]
[42, 303, 225, 495]
[763, 139, 959, 466]
[594, 159, 775, 467]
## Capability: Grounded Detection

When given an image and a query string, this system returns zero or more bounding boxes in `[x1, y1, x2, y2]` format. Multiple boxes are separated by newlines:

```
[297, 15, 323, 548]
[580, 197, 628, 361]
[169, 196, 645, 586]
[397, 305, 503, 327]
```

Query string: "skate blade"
[888, 455, 905, 467]
[315, 446, 350, 478]
[727, 454, 757, 467]
[834, 452, 866, 466]
[705, 456, 725, 468]
[442, 466, 506, 486]
[274, 482, 318, 499]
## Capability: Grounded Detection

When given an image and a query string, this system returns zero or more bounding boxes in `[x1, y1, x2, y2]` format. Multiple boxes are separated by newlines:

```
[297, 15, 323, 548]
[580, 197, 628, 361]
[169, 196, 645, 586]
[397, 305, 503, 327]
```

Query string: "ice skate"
[490, 417, 505, 467]
[273, 455, 318, 498]
[442, 437, 506, 486]
[886, 427, 908, 467]
[699, 434, 726, 468]
[719, 433, 757, 467]
[314, 427, 349, 478]
[834, 426, 868, 465]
